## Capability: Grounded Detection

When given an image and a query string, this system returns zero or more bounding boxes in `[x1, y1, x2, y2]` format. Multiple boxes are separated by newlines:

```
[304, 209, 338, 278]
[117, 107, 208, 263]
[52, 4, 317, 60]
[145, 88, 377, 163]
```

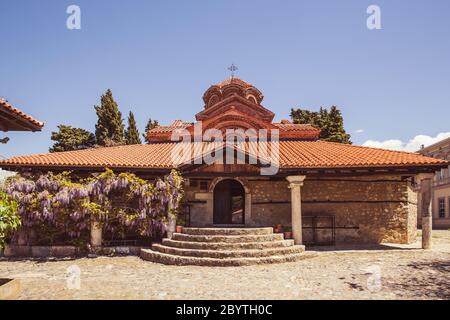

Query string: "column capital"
[286, 175, 306, 187]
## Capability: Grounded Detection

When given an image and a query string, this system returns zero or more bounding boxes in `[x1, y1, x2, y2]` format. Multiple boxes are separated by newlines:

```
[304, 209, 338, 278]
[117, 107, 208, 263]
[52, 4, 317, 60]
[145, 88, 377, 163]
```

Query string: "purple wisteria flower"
[55, 189, 70, 206]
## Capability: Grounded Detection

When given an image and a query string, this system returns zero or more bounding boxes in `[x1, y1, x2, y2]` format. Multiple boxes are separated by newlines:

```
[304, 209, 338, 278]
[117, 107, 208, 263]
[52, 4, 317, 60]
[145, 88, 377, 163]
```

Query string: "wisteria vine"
[2, 169, 184, 246]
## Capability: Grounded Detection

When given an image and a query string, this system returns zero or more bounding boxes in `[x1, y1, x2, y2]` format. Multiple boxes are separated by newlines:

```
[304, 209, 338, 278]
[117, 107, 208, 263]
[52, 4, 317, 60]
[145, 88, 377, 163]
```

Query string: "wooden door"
[213, 180, 232, 224]
[213, 179, 245, 225]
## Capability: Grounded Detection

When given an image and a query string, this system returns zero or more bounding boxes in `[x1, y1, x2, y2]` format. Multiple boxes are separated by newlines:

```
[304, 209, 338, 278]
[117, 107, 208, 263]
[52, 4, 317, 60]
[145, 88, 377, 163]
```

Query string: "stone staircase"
[140, 227, 306, 266]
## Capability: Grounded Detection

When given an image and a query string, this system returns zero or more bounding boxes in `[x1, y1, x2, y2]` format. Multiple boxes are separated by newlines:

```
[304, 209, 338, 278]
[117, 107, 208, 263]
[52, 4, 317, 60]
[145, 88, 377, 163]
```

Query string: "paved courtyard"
[1, 230, 449, 300]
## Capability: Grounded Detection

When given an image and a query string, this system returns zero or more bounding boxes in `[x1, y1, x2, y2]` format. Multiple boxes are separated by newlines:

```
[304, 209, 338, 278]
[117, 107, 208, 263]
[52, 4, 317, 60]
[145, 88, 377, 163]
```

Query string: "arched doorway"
[213, 179, 245, 225]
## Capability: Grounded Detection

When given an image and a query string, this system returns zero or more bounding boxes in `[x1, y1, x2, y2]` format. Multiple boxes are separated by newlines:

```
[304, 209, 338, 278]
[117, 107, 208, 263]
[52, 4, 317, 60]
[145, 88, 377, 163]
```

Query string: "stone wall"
[185, 174, 417, 244]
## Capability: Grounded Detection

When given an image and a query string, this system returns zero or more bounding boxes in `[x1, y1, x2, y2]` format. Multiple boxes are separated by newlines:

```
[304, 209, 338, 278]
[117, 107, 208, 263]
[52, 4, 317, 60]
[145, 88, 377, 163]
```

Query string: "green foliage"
[95, 89, 125, 146]
[143, 118, 159, 143]
[125, 111, 142, 145]
[0, 192, 20, 249]
[327, 106, 351, 144]
[290, 106, 351, 144]
[49, 125, 96, 153]
[2, 169, 184, 246]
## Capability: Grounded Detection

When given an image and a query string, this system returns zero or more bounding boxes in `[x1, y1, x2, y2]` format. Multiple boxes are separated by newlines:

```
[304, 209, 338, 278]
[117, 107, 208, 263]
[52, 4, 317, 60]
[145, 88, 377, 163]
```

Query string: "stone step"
[140, 249, 308, 266]
[152, 243, 304, 258]
[172, 233, 284, 243]
[181, 227, 273, 236]
[162, 238, 295, 250]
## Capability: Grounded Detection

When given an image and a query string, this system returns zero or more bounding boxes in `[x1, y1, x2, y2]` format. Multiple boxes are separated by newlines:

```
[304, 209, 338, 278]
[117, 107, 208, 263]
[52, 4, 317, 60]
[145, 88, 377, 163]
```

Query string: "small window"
[199, 181, 208, 191]
[246, 94, 257, 104]
[438, 198, 446, 218]
[189, 180, 199, 188]
[208, 95, 220, 108]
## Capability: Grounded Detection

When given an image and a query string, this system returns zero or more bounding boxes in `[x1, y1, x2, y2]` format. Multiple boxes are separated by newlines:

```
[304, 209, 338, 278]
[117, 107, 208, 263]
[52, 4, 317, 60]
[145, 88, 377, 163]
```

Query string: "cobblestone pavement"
[1, 231, 449, 300]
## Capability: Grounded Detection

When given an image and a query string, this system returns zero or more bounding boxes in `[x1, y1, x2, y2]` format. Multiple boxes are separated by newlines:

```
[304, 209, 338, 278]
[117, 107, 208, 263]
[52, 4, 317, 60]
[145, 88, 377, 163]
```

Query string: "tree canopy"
[143, 118, 159, 143]
[290, 106, 351, 144]
[49, 125, 96, 152]
[125, 111, 142, 145]
[94, 89, 125, 146]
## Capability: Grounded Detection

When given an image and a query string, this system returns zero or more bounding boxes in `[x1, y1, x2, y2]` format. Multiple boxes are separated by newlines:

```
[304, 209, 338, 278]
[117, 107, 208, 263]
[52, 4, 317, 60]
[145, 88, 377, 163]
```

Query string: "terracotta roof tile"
[0, 100, 44, 130]
[0, 141, 447, 171]
[272, 123, 317, 131]
[147, 121, 193, 134]
[277, 141, 448, 168]
[0, 144, 175, 169]
[216, 77, 253, 88]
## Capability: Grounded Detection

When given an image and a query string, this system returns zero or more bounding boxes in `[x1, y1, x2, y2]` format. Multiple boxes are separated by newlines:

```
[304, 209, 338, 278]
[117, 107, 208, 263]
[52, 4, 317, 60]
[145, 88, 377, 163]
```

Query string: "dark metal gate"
[303, 215, 335, 246]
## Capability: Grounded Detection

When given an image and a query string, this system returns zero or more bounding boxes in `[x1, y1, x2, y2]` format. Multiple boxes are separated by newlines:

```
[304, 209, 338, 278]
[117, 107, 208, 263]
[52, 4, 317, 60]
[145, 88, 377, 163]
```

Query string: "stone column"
[244, 192, 252, 226]
[418, 173, 434, 249]
[90, 221, 102, 247]
[166, 202, 176, 239]
[286, 175, 306, 245]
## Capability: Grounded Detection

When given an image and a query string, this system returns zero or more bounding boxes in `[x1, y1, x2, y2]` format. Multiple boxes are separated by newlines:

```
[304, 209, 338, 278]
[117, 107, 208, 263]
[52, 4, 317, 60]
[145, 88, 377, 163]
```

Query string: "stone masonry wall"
[186, 175, 417, 244]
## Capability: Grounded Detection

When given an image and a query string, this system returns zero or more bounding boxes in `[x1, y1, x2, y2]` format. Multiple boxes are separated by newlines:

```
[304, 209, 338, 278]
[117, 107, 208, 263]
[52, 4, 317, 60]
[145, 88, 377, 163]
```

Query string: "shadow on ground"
[387, 260, 450, 299]
[307, 244, 420, 252]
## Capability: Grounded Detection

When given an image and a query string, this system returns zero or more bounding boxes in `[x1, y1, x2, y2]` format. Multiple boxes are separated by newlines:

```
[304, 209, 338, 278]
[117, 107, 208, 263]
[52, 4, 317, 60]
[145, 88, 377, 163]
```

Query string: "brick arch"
[203, 115, 271, 133]
[207, 94, 221, 108]
[206, 177, 253, 226]
[246, 94, 258, 104]
[208, 177, 250, 194]
[203, 86, 222, 108]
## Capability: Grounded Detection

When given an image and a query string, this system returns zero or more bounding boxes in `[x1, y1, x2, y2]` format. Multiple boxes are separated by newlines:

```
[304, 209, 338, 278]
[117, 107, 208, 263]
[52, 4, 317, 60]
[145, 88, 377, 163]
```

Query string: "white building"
[417, 137, 450, 229]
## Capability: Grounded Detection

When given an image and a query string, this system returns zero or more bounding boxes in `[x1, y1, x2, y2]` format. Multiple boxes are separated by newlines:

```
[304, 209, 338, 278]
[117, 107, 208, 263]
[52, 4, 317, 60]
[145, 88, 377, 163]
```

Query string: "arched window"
[208, 95, 220, 108]
[246, 94, 258, 104]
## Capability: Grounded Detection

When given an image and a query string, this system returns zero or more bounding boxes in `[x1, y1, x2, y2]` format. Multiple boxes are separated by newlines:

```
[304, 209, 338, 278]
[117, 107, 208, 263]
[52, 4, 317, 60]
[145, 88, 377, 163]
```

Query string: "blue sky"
[0, 0, 449, 158]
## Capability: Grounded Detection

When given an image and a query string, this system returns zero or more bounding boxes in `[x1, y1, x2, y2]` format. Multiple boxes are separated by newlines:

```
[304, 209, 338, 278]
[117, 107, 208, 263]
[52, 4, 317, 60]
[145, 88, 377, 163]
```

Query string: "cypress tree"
[94, 89, 125, 146]
[143, 118, 160, 143]
[326, 106, 351, 144]
[317, 107, 330, 141]
[125, 111, 142, 145]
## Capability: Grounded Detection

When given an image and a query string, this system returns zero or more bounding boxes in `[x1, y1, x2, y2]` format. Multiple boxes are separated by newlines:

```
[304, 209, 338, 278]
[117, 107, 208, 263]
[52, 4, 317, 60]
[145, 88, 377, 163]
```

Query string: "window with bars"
[438, 198, 446, 218]
[199, 181, 209, 191]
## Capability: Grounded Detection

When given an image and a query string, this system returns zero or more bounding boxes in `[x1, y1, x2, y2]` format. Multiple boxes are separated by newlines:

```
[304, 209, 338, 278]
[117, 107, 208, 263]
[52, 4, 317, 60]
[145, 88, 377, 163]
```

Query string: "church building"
[1, 77, 447, 253]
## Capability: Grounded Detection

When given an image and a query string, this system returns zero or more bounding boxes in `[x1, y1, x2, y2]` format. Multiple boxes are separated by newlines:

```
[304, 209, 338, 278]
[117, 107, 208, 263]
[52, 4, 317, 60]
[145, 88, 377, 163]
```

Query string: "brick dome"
[203, 77, 264, 108]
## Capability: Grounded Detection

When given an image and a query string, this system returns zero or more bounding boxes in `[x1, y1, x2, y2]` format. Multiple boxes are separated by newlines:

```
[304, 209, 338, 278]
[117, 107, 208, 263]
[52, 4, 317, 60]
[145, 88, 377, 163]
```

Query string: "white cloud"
[355, 129, 364, 133]
[362, 132, 450, 152]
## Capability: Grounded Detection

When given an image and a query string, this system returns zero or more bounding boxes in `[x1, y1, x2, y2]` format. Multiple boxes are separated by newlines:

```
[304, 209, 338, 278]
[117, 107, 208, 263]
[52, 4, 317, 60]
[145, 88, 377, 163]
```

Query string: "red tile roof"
[0, 144, 176, 169]
[0, 141, 447, 171]
[147, 120, 319, 142]
[0, 99, 44, 131]
[147, 120, 193, 134]
[272, 123, 317, 131]
[277, 141, 447, 168]
[216, 77, 253, 88]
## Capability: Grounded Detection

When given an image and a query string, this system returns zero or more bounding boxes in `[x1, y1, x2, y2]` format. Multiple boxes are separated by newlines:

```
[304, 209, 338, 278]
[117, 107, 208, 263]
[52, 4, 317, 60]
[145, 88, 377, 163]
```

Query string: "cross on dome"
[227, 64, 238, 78]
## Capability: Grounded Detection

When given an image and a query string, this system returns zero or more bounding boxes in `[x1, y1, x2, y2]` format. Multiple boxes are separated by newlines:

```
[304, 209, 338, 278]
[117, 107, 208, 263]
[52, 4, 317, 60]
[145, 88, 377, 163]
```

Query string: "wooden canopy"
[0, 99, 44, 132]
